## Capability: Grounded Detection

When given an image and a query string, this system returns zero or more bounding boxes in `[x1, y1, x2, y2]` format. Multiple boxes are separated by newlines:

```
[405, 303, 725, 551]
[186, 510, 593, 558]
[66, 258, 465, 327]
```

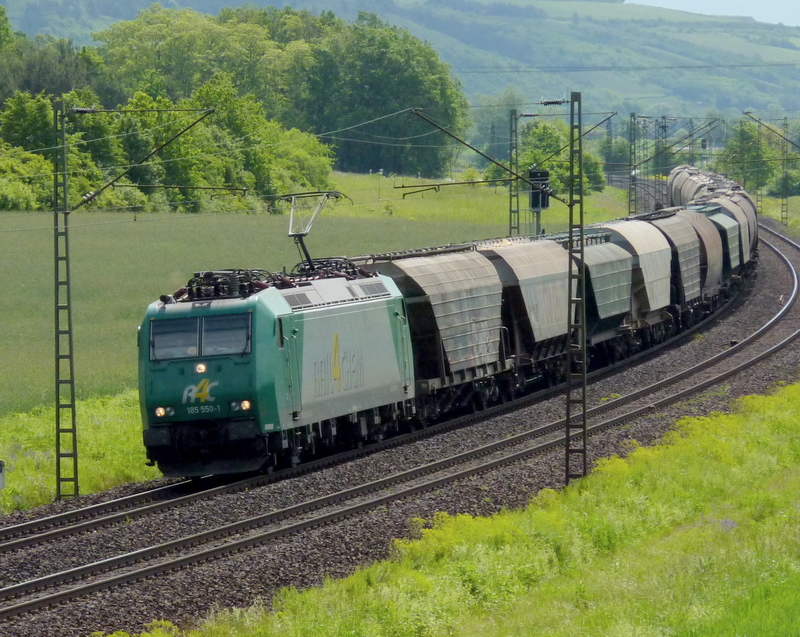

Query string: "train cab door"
[279, 316, 302, 419]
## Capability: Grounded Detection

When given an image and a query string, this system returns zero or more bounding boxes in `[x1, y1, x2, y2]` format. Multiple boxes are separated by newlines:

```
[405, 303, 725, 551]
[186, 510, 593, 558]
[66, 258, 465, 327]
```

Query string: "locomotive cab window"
[150, 318, 199, 361]
[202, 314, 251, 356]
[150, 314, 251, 361]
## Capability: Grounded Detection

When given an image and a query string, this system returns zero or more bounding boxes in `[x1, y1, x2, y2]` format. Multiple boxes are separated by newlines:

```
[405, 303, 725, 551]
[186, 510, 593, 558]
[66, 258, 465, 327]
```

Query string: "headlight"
[195, 363, 207, 374]
[154, 407, 175, 418]
[230, 400, 252, 412]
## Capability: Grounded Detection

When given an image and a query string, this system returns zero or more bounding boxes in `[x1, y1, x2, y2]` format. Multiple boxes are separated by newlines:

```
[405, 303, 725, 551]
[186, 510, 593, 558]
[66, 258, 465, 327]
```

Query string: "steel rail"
[0, 292, 730, 553]
[0, 482, 203, 545]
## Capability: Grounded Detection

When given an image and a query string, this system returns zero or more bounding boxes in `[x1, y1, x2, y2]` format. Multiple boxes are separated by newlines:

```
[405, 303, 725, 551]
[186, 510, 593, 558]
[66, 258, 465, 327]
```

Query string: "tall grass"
[92, 382, 800, 636]
[759, 194, 800, 235]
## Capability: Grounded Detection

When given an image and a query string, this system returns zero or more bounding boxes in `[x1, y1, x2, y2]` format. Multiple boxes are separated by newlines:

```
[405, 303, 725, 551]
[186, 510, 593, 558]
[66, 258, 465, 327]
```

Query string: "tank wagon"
[139, 168, 759, 477]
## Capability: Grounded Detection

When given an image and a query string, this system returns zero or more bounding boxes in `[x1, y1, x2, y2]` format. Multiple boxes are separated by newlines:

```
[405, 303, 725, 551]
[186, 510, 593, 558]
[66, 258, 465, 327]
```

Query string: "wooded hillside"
[4, 0, 800, 116]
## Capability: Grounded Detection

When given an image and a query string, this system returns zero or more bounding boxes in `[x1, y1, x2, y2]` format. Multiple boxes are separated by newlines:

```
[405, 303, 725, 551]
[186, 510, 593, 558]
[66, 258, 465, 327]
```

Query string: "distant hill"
[5, 0, 800, 116]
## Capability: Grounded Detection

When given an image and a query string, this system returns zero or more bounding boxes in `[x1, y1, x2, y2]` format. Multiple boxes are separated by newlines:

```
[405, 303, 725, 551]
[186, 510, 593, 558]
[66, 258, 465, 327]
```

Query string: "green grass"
[759, 194, 800, 235]
[0, 390, 159, 513]
[89, 381, 800, 637]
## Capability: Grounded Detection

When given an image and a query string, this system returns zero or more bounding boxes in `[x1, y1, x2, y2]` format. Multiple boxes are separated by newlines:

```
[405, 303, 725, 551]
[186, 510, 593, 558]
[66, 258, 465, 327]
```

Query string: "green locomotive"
[139, 267, 415, 476]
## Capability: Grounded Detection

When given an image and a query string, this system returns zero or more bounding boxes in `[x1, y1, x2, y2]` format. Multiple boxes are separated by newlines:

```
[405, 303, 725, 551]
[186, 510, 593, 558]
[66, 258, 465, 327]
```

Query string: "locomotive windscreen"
[150, 314, 251, 361]
[202, 314, 251, 356]
[150, 318, 199, 360]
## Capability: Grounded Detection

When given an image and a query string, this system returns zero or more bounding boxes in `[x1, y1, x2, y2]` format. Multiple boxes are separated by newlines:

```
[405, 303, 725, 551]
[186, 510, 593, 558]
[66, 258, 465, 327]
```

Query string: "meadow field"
[0, 173, 625, 418]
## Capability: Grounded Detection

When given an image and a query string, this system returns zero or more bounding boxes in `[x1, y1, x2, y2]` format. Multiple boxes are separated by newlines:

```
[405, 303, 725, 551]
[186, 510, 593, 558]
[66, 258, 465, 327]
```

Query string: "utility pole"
[782, 117, 789, 226]
[659, 116, 669, 206]
[756, 121, 764, 215]
[49, 104, 214, 501]
[565, 92, 587, 485]
[509, 109, 521, 235]
[52, 99, 79, 500]
[628, 112, 637, 216]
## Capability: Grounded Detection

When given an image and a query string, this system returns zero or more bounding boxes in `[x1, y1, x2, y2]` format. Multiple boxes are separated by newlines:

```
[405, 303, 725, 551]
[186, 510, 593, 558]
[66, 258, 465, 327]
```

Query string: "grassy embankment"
[0, 173, 625, 513]
[97, 382, 800, 636]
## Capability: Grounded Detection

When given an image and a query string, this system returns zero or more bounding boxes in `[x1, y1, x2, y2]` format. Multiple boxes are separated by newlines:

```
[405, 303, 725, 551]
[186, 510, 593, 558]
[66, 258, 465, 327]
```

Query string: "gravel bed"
[1, 224, 798, 637]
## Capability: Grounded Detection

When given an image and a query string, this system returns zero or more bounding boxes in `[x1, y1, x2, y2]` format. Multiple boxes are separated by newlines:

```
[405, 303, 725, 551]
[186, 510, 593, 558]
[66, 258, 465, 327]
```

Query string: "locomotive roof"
[277, 276, 394, 311]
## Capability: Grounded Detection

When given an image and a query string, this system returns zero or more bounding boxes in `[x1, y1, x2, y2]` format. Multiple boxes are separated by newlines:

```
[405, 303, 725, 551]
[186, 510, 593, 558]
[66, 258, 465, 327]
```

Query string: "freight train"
[138, 167, 759, 477]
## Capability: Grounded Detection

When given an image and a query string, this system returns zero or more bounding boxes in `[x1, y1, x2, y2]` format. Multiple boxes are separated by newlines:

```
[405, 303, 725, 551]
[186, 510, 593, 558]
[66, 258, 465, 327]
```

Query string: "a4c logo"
[183, 378, 219, 404]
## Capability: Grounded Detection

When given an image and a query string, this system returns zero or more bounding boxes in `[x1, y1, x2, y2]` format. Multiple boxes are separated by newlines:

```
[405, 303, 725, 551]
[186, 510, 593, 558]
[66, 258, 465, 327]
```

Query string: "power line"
[0, 112, 202, 159]
[454, 61, 800, 74]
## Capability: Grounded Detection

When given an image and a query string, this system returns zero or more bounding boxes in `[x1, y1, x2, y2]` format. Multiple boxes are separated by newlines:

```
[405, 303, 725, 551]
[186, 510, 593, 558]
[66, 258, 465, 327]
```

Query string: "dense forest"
[0, 4, 472, 211]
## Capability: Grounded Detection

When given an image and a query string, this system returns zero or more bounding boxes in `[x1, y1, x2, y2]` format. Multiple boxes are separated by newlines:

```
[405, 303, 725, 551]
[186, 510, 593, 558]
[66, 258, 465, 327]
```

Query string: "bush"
[0, 177, 37, 210]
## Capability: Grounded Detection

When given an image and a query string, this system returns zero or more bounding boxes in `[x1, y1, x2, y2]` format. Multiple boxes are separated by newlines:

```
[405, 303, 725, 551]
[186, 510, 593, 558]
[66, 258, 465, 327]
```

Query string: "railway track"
[0, 263, 747, 554]
[0, 225, 797, 628]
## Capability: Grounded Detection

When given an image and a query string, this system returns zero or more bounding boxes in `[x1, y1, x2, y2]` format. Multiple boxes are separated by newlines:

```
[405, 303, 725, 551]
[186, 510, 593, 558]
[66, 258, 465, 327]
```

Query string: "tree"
[95, 6, 470, 177]
[95, 6, 230, 100]
[485, 118, 605, 195]
[187, 73, 332, 198]
[62, 87, 126, 170]
[470, 86, 528, 165]
[598, 131, 630, 185]
[768, 161, 800, 198]
[0, 91, 53, 155]
[714, 120, 776, 190]
[0, 142, 52, 210]
[0, 5, 12, 51]
[295, 12, 469, 176]
[0, 35, 111, 104]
